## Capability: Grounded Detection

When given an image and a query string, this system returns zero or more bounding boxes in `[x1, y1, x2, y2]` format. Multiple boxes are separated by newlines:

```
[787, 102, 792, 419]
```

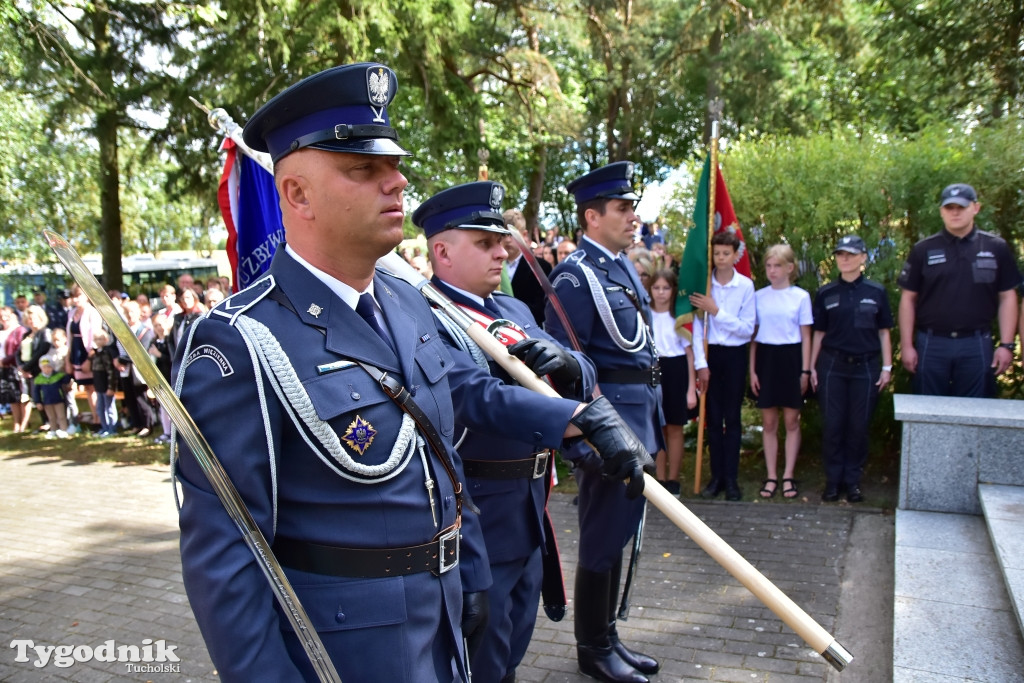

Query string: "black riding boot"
[574, 566, 648, 683]
[607, 553, 660, 674]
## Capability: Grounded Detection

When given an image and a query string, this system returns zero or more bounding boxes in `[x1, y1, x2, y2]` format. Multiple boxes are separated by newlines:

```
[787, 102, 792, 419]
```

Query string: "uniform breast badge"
[307, 303, 323, 318]
[342, 416, 377, 456]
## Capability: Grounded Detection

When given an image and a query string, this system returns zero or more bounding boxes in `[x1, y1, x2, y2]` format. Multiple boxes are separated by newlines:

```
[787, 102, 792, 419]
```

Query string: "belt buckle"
[950, 331, 960, 338]
[436, 527, 460, 575]
[532, 451, 550, 479]
[650, 365, 662, 387]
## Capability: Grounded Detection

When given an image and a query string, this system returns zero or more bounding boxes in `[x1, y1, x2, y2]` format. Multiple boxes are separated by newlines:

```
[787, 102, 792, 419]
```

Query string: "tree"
[8, 0, 201, 289]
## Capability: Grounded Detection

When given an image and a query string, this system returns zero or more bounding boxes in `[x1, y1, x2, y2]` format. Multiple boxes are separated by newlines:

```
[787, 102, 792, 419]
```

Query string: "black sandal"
[759, 479, 778, 498]
[782, 478, 799, 499]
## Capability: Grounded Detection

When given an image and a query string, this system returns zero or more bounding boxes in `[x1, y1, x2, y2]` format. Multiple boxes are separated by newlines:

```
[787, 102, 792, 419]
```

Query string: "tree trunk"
[96, 108, 122, 292]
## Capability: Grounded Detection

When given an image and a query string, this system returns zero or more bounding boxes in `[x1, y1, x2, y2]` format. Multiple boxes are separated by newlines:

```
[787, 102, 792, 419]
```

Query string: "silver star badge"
[307, 303, 323, 318]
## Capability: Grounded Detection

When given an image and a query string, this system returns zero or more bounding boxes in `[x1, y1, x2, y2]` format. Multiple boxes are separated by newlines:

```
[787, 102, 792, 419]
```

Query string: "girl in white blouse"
[749, 244, 812, 499]
[648, 269, 697, 496]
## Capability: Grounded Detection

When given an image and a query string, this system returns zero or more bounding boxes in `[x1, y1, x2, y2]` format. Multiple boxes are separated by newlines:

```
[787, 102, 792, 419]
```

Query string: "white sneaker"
[55, 430, 69, 439]
[45, 432, 55, 439]
[66, 424, 78, 435]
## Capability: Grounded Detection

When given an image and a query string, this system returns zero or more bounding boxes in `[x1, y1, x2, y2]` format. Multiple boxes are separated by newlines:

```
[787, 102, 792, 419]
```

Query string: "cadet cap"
[412, 181, 509, 238]
[243, 63, 410, 163]
[939, 183, 978, 208]
[566, 161, 640, 204]
[833, 235, 866, 255]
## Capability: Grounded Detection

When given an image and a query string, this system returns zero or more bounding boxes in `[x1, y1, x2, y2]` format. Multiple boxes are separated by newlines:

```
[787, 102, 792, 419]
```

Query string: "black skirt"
[660, 354, 696, 425]
[754, 342, 804, 409]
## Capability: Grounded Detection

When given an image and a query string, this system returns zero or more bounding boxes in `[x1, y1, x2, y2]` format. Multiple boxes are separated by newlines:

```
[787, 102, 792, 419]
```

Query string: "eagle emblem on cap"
[342, 415, 377, 456]
[367, 67, 390, 106]
[490, 185, 504, 209]
[625, 162, 634, 179]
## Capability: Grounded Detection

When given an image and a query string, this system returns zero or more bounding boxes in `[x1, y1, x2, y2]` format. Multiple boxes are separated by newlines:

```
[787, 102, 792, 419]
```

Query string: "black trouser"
[816, 350, 879, 487]
[706, 344, 748, 483]
[122, 379, 154, 430]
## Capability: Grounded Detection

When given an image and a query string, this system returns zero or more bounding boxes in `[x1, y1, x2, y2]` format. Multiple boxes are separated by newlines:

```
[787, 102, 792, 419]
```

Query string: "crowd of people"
[3, 58, 1021, 683]
[0, 275, 232, 441]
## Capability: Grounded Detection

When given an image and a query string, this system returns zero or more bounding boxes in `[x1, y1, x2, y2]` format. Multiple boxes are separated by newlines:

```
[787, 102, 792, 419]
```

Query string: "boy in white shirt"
[690, 231, 756, 500]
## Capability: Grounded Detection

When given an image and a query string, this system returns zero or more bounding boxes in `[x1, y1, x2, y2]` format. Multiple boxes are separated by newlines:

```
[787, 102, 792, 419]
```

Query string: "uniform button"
[410, 385, 418, 396]
[440, 359, 446, 367]
[350, 392, 361, 400]
[444, 495, 452, 509]
[335, 609, 346, 623]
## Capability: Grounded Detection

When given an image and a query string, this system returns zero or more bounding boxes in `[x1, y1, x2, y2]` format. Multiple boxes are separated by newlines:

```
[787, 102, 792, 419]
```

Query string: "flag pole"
[694, 111, 720, 494]
[190, 97, 274, 173]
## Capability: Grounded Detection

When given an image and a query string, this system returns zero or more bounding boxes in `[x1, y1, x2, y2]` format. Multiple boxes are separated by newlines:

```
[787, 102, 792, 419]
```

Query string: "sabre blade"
[42, 230, 343, 683]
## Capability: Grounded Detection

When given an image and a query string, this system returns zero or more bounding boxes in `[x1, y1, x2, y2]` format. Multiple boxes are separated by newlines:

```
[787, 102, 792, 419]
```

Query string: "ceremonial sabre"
[376, 251, 853, 672]
[43, 231, 343, 683]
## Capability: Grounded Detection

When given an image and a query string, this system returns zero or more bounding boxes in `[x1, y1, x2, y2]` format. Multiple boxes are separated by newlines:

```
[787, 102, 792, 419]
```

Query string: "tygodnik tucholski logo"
[10, 638, 181, 673]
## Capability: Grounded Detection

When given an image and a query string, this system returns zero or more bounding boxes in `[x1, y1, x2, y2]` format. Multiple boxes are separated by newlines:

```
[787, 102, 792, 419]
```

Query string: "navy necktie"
[356, 294, 394, 351]
[483, 297, 502, 318]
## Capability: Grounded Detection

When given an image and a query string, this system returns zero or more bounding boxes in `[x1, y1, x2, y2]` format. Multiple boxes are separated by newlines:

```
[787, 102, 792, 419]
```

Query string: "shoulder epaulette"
[211, 276, 276, 326]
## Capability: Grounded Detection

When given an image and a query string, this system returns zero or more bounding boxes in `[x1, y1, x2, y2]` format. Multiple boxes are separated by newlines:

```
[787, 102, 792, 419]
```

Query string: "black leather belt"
[463, 451, 550, 480]
[825, 350, 878, 364]
[273, 526, 460, 578]
[599, 365, 662, 387]
[925, 328, 989, 339]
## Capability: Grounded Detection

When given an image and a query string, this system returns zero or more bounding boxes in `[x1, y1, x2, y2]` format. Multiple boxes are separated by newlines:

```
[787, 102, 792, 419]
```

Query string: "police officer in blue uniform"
[809, 235, 893, 503]
[172, 63, 492, 682]
[546, 162, 664, 683]
[898, 183, 1021, 397]
[414, 181, 653, 683]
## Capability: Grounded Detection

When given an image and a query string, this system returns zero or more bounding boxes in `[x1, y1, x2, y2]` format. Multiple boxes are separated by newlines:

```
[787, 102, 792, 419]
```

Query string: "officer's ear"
[429, 236, 450, 269]
[276, 173, 314, 220]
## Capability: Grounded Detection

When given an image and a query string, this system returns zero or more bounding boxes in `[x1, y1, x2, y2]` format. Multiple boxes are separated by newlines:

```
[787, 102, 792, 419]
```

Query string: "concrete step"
[893, 508, 1024, 681]
[979, 483, 1024, 639]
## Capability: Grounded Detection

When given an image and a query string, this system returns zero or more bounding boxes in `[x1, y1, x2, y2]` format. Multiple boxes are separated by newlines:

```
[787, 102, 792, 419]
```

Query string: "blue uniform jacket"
[544, 241, 664, 454]
[173, 249, 489, 682]
[431, 278, 595, 563]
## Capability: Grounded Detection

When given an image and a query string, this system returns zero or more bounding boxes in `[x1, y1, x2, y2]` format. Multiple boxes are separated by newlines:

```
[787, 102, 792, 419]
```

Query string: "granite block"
[894, 509, 991, 554]
[893, 596, 1024, 681]
[893, 393, 1024, 429]
[894, 545, 1006, 610]
[900, 423, 980, 513]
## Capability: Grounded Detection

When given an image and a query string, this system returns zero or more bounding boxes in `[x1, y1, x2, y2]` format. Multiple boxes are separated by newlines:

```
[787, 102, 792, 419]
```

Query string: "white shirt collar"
[285, 244, 375, 310]
[439, 280, 488, 308]
[582, 235, 621, 261]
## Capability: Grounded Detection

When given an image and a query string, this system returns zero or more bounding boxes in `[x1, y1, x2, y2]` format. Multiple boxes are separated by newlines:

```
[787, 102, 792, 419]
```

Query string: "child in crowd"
[34, 358, 72, 438]
[45, 328, 78, 434]
[89, 328, 119, 437]
[691, 231, 756, 500]
[749, 244, 812, 499]
[810, 235, 893, 503]
[648, 269, 697, 495]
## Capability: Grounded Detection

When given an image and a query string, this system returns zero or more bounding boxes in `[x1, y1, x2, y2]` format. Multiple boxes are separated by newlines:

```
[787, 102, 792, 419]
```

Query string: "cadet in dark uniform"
[809, 235, 893, 504]
[173, 63, 491, 682]
[413, 181, 650, 683]
[898, 183, 1021, 397]
[546, 162, 663, 683]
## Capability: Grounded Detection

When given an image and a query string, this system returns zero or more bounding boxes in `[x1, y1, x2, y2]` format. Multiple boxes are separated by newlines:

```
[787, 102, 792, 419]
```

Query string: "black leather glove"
[507, 338, 582, 396]
[461, 590, 490, 661]
[568, 395, 654, 499]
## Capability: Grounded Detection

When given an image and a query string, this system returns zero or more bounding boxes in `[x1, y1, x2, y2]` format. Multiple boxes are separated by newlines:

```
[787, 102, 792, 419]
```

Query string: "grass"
[0, 400, 171, 467]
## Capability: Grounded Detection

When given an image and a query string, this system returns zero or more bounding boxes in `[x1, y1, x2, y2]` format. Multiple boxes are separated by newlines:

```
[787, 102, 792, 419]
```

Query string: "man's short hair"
[576, 197, 611, 234]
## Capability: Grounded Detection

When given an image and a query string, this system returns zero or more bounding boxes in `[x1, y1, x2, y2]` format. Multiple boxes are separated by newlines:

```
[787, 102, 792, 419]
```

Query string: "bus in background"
[1, 253, 222, 306]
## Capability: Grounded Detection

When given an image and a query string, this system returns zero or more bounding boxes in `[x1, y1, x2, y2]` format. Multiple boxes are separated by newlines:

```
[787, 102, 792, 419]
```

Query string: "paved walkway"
[0, 453, 893, 682]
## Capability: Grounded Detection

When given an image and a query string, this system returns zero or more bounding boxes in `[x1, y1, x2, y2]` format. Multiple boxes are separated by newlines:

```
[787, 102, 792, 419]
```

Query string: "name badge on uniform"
[926, 249, 946, 266]
[824, 295, 840, 310]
